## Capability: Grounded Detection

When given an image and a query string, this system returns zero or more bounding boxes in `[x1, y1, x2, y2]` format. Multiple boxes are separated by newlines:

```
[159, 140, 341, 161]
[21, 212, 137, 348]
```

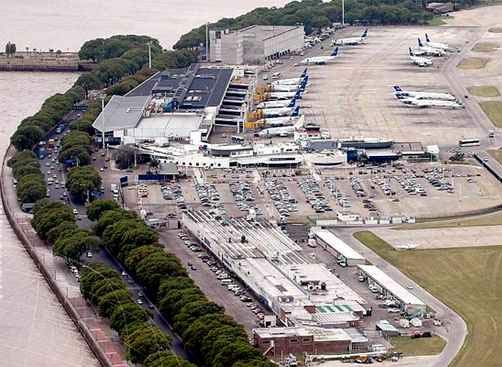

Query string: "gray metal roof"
[93, 95, 151, 133]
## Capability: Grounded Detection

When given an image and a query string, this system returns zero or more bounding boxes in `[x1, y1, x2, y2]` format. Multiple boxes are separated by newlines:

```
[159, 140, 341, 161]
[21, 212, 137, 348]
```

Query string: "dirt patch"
[480, 101, 502, 127]
[489, 27, 502, 33]
[472, 42, 500, 52]
[457, 57, 490, 69]
[467, 86, 501, 97]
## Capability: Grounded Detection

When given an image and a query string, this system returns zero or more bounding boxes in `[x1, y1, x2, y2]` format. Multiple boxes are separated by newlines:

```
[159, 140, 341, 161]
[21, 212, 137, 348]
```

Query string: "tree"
[123, 322, 171, 364]
[16, 173, 46, 203]
[11, 125, 44, 150]
[5, 42, 16, 57]
[144, 351, 196, 367]
[113, 146, 136, 169]
[66, 166, 101, 203]
[110, 302, 150, 334]
[96, 288, 131, 317]
[46, 220, 78, 244]
[87, 199, 120, 221]
[32, 201, 75, 239]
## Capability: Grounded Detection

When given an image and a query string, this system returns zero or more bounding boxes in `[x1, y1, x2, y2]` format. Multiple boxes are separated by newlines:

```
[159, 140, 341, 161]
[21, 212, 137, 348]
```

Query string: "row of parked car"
[178, 231, 266, 323]
[299, 177, 332, 213]
[264, 178, 298, 220]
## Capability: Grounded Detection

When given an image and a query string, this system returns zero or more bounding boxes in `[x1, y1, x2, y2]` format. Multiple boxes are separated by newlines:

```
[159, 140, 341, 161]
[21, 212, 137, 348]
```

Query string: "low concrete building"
[253, 327, 368, 356]
[210, 25, 304, 65]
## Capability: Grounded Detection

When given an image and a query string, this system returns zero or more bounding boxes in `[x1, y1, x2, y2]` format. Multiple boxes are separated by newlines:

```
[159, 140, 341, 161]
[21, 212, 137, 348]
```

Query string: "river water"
[0, 1, 287, 364]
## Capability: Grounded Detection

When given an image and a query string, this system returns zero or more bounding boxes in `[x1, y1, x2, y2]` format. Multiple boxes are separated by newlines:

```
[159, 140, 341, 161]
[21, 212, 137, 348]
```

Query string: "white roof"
[280, 263, 366, 304]
[93, 95, 151, 132]
[313, 229, 365, 261]
[254, 326, 352, 342]
[132, 113, 203, 138]
[358, 265, 425, 306]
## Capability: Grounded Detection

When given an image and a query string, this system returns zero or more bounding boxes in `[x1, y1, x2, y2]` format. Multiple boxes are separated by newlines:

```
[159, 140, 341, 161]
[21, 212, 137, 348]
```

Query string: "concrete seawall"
[0, 145, 113, 367]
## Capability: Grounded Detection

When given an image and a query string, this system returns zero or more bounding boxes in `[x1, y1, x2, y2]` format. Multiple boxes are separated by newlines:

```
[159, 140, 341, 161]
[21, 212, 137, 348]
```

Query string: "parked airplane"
[272, 75, 308, 86]
[270, 80, 306, 92]
[393, 86, 456, 101]
[400, 98, 464, 109]
[257, 98, 296, 109]
[300, 47, 339, 65]
[416, 38, 445, 56]
[268, 91, 302, 100]
[425, 33, 449, 50]
[261, 105, 300, 118]
[258, 116, 305, 137]
[409, 48, 432, 67]
[333, 29, 368, 46]
[257, 115, 302, 127]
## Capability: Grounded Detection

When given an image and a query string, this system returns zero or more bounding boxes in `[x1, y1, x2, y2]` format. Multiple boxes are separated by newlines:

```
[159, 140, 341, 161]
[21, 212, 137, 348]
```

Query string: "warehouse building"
[311, 229, 366, 266]
[209, 25, 305, 65]
[182, 211, 368, 330]
[358, 265, 426, 315]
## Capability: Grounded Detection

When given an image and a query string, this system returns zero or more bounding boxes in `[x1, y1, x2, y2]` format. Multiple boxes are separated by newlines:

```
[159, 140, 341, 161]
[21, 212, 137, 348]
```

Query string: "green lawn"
[390, 336, 446, 356]
[353, 231, 502, 367]
[480, 101, 502, 127]
[427, 16, 448, 26]
[457, 57, 489, 70]
[467, 86, 500, 97]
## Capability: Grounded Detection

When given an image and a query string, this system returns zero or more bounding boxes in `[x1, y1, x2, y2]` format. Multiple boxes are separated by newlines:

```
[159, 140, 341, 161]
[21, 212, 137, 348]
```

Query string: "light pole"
[101, 96, 106, 151]
[147, 42, 152, 69]
[342, 0, 345, 27]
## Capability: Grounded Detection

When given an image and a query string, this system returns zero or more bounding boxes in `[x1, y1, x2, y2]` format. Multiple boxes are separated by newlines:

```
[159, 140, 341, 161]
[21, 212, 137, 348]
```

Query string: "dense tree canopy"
[66, 165, 101, 203]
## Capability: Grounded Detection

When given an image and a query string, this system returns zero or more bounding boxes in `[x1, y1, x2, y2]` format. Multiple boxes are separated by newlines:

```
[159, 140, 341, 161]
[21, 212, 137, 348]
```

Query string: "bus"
[458, 139, 480, 147]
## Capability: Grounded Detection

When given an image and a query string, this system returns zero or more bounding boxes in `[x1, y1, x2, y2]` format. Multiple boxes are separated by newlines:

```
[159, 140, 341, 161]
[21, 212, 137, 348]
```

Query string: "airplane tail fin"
[418, 38, 423, 47]
[362, 28, 368, 38]
[294, 115, 305, 130]
[291, 106, 301, 117]
[426, 33, 431, 42]
[331, 47, 339, 56]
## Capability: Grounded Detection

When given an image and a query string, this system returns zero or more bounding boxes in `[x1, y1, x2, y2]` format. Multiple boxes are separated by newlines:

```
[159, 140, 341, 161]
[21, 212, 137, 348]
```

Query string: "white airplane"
[257, 115, 302, 127]
[257, 98, 296, 109]
[400, 98, 464, 109]
[416, 38, 445, 56]
[272, 75, 308, 87]
[393, 86, 456, 101]
[334, 29, 368, 46]
[425, 33, 449, 50]
[409, 48, 432, 67]
[268, 91, 302, 100]
[300, 47, 339, 65]
[272, 69, 308, 86]
[261, 105, 300, 118]
[258, 116, 305, 137]
[270, 82, 305, 93]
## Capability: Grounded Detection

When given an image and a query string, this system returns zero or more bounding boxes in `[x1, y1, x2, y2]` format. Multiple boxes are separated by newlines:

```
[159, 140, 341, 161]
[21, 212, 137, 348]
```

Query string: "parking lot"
[159, 229, 270, 333]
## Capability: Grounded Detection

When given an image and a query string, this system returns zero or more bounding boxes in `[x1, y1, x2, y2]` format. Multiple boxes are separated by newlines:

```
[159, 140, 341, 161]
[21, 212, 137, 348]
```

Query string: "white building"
[210, 25, 305, 65]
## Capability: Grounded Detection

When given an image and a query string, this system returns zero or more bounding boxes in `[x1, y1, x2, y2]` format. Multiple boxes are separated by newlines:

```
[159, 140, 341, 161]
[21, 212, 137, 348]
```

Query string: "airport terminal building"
[209, 25, 305, 64]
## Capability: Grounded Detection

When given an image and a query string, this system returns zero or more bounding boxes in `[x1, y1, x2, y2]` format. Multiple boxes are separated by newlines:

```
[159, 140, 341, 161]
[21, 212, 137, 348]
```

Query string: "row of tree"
[7, 150, 47, 204]
[4, 42, 16, 57]
[31, 199, 101, 262]
[174, 0, 434, 49]
[79, 263, 190, 365]
[87, 200, 274, 367]
[11, 88, 84, 151]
